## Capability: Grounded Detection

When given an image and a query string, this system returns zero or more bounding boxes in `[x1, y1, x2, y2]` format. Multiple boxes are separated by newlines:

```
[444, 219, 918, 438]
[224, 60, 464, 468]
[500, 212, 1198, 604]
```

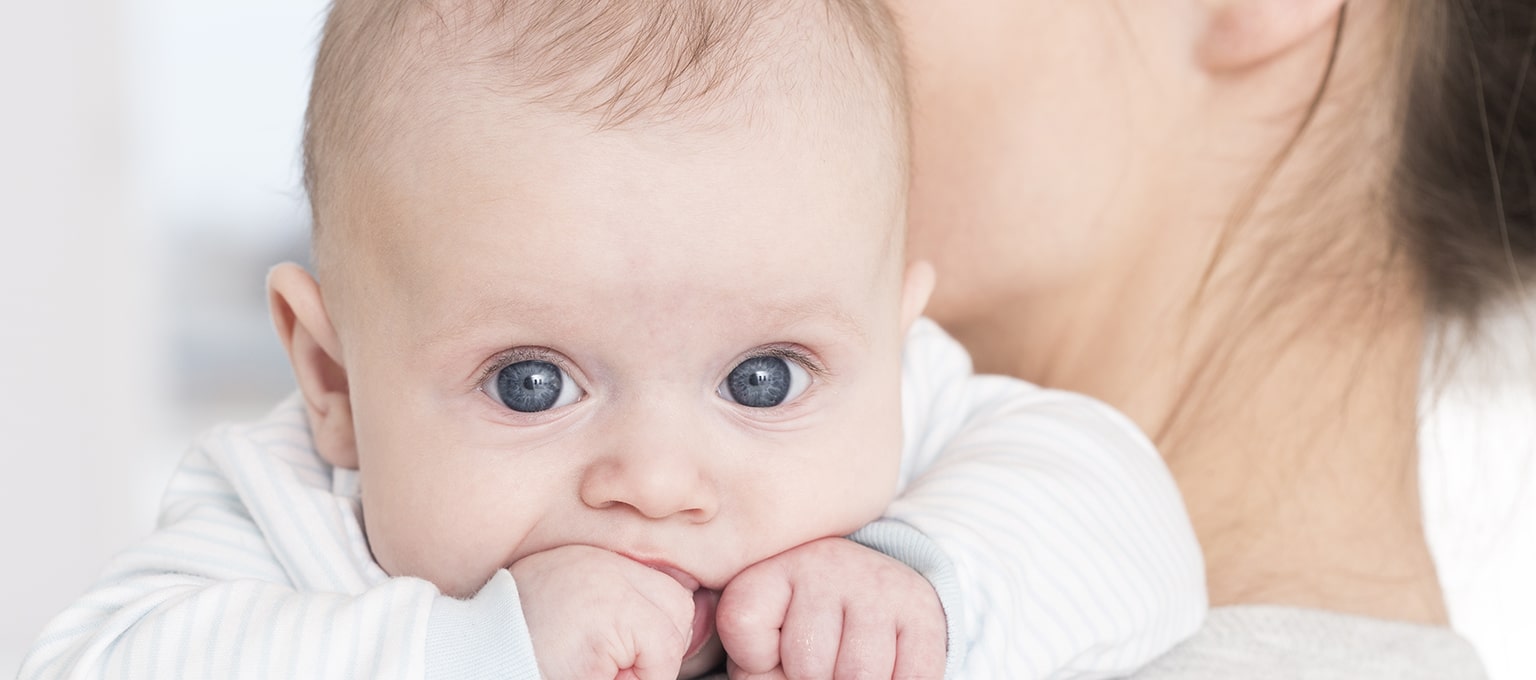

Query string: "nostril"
[578, 450, 718, 521]
[581, 480, 717, 522]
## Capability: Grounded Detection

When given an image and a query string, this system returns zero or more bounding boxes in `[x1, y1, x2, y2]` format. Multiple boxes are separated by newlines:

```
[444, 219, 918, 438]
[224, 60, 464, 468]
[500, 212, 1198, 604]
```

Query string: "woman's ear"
[1197, 0, 1348, 72]
[267, 262, 358, 470]
[899, 259, 936, 334]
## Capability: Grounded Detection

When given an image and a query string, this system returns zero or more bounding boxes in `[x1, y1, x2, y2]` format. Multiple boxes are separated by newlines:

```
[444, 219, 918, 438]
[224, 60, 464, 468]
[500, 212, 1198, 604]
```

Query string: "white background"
[1, 1, 1532, 678]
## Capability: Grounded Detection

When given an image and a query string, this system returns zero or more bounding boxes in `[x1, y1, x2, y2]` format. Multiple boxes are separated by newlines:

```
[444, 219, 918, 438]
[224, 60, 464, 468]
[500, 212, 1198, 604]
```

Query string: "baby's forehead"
[323, 70, 907, 290]
[322, 111, 905, 340]
[380, 116, 898, 252]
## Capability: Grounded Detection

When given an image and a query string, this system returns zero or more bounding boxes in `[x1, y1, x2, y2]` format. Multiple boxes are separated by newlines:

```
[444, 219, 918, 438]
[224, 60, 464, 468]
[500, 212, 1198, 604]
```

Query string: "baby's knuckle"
[716, 597, 767, 635]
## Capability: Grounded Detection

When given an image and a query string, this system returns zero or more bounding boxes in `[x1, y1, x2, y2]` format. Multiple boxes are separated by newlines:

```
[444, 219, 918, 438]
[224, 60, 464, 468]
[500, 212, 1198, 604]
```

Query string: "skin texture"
[268, 80, 943, 677]
[885, 0, 1448, 624]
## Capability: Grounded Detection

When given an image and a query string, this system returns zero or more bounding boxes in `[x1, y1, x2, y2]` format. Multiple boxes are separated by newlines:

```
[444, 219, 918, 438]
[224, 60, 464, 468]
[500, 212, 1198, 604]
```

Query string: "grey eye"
[720, 355, 810, 408]
[488, 360, 583, 413]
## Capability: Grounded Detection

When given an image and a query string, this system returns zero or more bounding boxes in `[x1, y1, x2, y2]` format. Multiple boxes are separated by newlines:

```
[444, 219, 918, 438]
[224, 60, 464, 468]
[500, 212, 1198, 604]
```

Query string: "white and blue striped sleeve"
[20, 571, 536, 679]
[20, 400, 541, 680]
[854, 319, 1207, 679]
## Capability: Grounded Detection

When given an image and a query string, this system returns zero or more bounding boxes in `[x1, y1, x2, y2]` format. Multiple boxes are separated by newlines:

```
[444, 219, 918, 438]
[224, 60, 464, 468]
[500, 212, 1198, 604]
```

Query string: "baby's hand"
[511, 545, 697, 680]
[716, 537, 946, 680]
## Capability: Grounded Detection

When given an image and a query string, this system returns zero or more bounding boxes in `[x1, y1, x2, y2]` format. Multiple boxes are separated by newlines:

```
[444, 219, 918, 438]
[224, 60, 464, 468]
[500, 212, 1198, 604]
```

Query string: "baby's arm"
[712, 320, 1205, 679]
[854, 318, 1208, 678]
[21, 413, 540, 679]
[23, 566, 529, 679]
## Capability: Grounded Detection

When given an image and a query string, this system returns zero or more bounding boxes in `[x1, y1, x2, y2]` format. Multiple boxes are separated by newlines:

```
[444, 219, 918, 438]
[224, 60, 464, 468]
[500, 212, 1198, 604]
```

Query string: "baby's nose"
[578, 415, 719, 522]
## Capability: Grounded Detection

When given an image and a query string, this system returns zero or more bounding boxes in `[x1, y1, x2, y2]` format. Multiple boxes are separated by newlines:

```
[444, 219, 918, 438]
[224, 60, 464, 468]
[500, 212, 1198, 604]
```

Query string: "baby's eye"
[719, 355, 810, 408]
[487, 359, 584, 413]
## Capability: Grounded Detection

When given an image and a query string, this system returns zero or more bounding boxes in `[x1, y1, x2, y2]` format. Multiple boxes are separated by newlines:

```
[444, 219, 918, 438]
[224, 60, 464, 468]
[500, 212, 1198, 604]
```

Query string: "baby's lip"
[633, 558, 703, 592]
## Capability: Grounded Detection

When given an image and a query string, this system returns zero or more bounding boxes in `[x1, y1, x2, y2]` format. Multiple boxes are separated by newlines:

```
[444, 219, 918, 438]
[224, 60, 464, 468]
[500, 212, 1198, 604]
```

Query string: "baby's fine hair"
[303, 0, 905, 235]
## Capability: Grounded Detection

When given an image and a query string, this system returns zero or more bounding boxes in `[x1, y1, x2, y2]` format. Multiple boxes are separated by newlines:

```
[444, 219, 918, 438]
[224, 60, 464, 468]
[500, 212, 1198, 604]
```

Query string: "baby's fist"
[511, 545, 696, 680]
[717, 537, 946, 680]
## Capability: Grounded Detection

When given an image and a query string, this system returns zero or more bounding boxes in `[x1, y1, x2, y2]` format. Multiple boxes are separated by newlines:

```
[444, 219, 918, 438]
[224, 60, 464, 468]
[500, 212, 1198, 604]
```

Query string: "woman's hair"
[1162, 2, 1534, 443]
[1395, 1, 1536, 325]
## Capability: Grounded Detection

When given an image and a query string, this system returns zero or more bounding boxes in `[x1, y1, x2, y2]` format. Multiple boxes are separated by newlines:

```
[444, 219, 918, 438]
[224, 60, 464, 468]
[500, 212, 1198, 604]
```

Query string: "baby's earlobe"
[266, 262, 358, 468]
[310, 393, 360, 469]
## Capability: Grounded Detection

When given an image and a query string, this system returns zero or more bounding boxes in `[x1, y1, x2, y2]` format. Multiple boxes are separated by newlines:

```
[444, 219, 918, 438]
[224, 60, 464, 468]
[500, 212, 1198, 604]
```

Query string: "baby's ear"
[899, 259, 935, 334]
[267, 263, 359, 470]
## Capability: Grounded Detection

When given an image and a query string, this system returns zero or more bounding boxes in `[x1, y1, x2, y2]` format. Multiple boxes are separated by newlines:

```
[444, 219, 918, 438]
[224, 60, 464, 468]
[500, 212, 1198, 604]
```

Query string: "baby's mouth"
[677, 587, 726, 679]
[640, 562, 722, 671]
[684, 587, 720, 661]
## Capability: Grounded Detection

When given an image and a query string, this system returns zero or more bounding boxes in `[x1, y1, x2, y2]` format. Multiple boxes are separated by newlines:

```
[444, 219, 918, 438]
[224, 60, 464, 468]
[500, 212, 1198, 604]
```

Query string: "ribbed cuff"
[849, 519, 963, 678]
[425, 570, 542, 680]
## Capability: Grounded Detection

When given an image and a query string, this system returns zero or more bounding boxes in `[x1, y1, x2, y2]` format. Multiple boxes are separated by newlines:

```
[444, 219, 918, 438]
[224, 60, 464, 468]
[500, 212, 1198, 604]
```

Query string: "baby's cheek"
[360, 492, 509, 598]
[853, 420, 905, 505]
[824, 440, 904, 534]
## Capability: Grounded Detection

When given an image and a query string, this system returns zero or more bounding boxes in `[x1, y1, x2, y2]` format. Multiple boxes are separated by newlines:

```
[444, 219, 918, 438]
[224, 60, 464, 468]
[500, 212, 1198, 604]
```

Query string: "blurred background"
[0, 1, 1533, 679]
[1, 0, 318, 673]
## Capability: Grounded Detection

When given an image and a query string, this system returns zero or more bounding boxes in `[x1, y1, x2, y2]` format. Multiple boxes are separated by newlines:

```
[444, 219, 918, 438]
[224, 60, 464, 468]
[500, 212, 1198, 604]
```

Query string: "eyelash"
[473, 346, 572, 393]
[743, 345, 829, 381]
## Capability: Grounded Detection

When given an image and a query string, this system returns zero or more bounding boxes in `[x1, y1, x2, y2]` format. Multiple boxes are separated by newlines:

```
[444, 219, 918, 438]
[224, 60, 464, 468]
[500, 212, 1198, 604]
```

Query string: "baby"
[23, 1, 1204, 678]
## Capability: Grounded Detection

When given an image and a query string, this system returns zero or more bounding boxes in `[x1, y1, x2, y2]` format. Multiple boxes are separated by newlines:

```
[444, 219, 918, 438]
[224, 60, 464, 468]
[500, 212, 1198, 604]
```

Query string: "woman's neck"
[947, 214, 1448, 624]
[947, 159, 1454, 623]
[1159, 257, 1445, 625]
[939, 20, 1451, 616]
[951, 0, 1450, 622]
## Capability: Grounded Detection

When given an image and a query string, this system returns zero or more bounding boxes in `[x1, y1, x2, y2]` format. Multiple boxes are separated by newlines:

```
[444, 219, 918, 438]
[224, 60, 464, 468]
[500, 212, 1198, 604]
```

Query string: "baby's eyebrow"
[422, 291, 869, 354]
[755, 295, 870, 343]
[421, 296, 566, 351]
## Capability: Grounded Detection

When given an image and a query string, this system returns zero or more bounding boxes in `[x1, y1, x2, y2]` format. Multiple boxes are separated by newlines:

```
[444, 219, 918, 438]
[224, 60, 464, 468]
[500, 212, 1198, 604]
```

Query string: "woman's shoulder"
[1130, 605, 1488, 680]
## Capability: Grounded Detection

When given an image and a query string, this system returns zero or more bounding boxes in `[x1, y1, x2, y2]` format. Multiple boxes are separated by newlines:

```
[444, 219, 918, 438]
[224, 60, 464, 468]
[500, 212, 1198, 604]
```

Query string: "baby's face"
[329, 109, 914, 605]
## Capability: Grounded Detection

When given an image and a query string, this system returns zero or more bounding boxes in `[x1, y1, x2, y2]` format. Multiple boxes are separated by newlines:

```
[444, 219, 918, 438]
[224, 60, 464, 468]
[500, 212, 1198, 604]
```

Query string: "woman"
[885, 0, 1533, 676]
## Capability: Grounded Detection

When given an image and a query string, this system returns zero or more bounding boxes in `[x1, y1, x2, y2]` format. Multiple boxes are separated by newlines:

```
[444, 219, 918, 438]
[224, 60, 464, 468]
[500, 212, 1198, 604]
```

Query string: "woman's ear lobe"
[267, 263, 359, 469]
[899, 260, 936, 334]
[1197, 0, 1347, 72]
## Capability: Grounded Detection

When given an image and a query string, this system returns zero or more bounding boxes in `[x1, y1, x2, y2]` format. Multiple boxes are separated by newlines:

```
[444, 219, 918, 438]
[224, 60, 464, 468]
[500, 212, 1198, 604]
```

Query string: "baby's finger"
[717, 567, 792, 674]
[891, 616, 946, 680]
[832, 610, 895, 680]
[629, 595, 697, 680]
[622, 616, 690, 680]
[620, 569, 696, 680]
[726, 658, 789, 680]
[779, 592, 843, 680]
[621, 562, 699, 643]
